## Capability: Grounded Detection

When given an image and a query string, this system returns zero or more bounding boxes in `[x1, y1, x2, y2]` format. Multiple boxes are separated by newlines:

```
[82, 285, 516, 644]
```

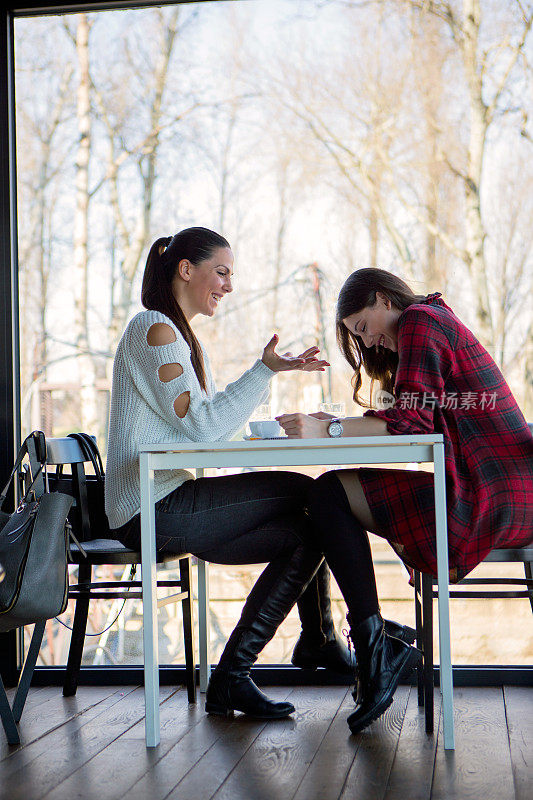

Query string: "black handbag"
[0, 431, 74, 633]
[48, 432, 111, 541]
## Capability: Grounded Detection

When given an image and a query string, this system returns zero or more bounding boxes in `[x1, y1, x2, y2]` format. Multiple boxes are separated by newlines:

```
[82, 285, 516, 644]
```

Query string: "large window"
[13, 0, 533, 668]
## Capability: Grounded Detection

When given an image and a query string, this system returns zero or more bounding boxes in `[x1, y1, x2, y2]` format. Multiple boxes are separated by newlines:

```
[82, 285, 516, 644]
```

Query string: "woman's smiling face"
[343, 292, 402, 352]
[172, 246, 234, 320]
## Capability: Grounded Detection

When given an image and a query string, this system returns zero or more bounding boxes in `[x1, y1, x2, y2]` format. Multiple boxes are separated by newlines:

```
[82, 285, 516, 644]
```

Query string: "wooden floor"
[1, 684, 531, 800]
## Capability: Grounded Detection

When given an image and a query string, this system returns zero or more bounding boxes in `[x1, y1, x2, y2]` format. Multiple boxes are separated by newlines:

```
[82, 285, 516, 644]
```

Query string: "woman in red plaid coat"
[277, 267, 533, 735]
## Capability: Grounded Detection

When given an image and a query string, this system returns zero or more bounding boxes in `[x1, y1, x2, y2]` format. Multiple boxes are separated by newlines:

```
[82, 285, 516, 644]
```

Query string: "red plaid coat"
[358, 293, 533, 581]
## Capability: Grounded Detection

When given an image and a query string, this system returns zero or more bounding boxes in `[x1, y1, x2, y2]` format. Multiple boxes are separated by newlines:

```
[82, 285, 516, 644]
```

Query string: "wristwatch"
[327, 417, 344, 438]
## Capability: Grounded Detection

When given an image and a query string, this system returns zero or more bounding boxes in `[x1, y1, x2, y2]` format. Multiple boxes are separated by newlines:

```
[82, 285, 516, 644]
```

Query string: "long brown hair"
[141, 226, 230, 392]
[336, 268, 426, 407]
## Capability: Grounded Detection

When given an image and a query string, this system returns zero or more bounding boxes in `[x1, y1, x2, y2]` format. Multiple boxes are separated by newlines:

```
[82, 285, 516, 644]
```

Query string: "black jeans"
[116, 470, 317, 563]
[115, 470, 324, 632]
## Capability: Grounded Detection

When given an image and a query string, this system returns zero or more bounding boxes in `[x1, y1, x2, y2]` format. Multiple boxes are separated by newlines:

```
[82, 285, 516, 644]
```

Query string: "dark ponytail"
[141, 227, 230, 392]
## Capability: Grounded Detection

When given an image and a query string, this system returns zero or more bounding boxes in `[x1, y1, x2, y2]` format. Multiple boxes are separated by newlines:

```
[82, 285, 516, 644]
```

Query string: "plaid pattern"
[359, 293, 533, 581]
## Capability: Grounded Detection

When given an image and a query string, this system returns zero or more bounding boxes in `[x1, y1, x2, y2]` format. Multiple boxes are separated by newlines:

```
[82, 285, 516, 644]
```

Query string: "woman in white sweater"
[105, 226, 352, 719]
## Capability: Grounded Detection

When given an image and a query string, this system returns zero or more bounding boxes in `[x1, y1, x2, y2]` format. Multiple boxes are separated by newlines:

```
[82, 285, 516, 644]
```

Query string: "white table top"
[139, 433, 444, 454]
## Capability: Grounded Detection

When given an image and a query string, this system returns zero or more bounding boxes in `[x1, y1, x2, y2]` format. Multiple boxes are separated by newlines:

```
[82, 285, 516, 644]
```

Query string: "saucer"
[243, 434, 287, 441]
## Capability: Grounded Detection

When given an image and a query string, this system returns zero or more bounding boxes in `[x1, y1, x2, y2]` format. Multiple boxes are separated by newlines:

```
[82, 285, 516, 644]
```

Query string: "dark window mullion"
[0, 7, 23, 686]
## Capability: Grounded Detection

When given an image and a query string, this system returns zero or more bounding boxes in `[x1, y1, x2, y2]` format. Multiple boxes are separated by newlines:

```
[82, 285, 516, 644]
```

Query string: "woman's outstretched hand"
[261, 335, 330, 373]
[276, 413, 329, 438]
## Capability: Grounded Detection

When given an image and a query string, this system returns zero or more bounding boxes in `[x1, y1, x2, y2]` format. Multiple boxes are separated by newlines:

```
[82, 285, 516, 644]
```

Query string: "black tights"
[306, 470, 380, 626]
[115, 470, 325, 633]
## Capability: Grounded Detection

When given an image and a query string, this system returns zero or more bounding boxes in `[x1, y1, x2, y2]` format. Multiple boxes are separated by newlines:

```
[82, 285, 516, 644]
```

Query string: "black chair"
[414, 546, 533, 732]
[0, 618, 46, 745]
[42, 435, 196, 704]
[414, 422, 533, 732]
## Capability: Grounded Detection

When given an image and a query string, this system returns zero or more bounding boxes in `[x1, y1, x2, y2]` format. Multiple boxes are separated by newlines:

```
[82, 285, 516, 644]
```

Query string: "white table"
[139, 435, 454, 749]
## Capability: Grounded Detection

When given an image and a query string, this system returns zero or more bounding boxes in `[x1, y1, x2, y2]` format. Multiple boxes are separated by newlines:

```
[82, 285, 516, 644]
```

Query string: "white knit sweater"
[105, 309, 273, 529]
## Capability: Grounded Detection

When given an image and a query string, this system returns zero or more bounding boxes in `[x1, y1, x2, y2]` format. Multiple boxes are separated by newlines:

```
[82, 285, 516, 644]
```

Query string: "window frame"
[1, 0, 531, 688]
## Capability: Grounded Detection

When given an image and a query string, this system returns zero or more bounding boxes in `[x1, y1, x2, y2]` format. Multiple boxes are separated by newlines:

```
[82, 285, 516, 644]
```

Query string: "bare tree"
[274, 1, 532, 349]
[484, 154, 533, 411]
[404, 0, 533, 344]
[17, 60, 74, 432]
[408, 9, 451, 289]
[69, 13, 98, 433]
[525, 319, 533, 419]
[57, 8, 195, 438]
[101, 7, 186, 351]
[265, 7, 419, 279]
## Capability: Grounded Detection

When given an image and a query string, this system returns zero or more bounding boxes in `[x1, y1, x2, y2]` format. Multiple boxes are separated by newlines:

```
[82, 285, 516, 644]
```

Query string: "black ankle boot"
[205, 544, 323, 719]
[384, 619, 417, 645]
[205, 628, 295, 719]
[291, 630, 355, 674]
[291, 618, 416, 675]
[292, 561, 354, 674]
[346, 613, 422, 734]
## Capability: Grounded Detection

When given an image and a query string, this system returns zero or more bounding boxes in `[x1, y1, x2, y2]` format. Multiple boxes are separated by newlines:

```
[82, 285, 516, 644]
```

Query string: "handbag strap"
[67, 433, 104, 481]
[26, 434, 46, 498]
[0, 431, 46, 509]
[67, 433, 104, 543]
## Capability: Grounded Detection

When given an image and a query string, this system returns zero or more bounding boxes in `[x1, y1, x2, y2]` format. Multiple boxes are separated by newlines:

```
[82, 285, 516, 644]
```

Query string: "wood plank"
[167, 716, 270, 800]
[0, 684, 526, 800]
[340, 686, 409, 800]
[431, 687, 515, 800]
[167, 688, 302, 800]
[4, 685, 46, 706]
[44, 687, 202, 800]
[383, 687, 441, 800]
[292, 689, 360, 800]
[1, 686, 62, 730]
[209, 686, 347, 800]
[0, 686, 118, 761]
[0, 686, 141, 799]
[504, 686, 533, 800]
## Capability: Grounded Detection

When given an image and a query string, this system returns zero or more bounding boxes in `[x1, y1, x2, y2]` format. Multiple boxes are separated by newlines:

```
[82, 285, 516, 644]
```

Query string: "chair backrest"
[43, 435, 105, 542]
[45, 436, 96, 466]
[484, 547, 533, 562]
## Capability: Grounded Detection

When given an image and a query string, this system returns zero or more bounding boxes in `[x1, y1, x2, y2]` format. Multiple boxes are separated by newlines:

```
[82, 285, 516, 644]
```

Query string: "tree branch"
[486, 13, 533, 123]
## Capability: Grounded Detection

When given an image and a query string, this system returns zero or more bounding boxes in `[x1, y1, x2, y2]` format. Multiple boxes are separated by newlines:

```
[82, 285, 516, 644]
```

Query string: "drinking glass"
[318, 402, 345, 417]
[249, 404, 271, 421]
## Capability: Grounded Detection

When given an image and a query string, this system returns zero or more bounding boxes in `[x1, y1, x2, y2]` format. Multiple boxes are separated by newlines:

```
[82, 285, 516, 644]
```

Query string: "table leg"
[198, 558, 211, 692]
[196, 467, 211, 692]
[140, 452, 160, 748]
[433, 442, 455, 750]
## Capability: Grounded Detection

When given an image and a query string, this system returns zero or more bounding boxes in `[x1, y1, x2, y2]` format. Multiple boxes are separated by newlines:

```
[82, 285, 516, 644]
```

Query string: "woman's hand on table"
[275, 412, 330, 438]
[277, 414, 390, 438]
[261, 335, 330, 373]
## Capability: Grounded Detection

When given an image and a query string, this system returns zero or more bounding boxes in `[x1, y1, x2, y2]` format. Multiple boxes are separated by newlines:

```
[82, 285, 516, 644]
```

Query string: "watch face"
[328, 421, 343, 438]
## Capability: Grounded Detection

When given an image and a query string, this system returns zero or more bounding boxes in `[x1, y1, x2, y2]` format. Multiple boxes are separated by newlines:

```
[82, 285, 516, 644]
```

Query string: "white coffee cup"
[248, 419, 283, 438]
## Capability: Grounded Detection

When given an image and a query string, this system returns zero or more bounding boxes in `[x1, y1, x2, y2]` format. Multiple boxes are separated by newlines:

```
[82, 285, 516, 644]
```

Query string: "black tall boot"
[346, 612, 422, 734]
[291, 562, 416, 674]
[205, 544, 323, 719]
[292, 561, 354, 674]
